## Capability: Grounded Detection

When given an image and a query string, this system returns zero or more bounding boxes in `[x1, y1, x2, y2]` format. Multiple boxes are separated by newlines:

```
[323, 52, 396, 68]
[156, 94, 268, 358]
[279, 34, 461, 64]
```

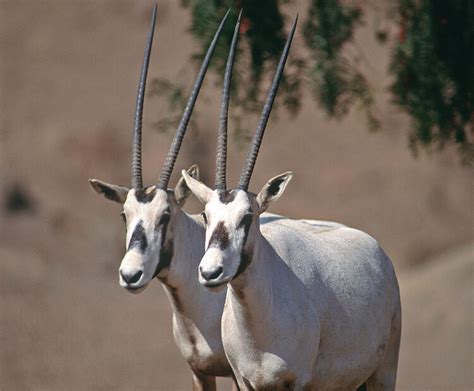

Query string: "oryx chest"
[164, 283, 232, 377]
[222, 291, 317, 389]
[171, 312, 232, 376]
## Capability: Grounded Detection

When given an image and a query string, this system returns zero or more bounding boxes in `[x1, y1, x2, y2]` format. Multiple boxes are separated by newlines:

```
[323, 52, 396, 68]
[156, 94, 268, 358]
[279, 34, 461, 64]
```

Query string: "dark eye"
[159, 213, 171, 226]
[239, 213, 253, 228]
[201, 211, 208, 225]
[120, 211, 126, 224]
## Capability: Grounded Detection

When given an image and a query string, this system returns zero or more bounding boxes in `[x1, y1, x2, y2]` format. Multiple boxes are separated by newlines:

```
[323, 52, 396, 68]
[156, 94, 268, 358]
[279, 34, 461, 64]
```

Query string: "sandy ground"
[1, 1, 473, 389]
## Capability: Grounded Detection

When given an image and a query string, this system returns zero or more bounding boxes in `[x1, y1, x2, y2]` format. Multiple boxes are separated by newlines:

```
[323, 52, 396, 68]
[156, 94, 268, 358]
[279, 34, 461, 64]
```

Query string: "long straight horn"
[215, 10, 242, 191]
[131, 4, 157, 189]
[157, 9, 231, 190]
[237, 15, 297, 191]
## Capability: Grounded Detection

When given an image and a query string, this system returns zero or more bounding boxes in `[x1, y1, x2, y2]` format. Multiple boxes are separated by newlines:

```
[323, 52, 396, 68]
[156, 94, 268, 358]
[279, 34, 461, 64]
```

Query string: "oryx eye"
[239, 213, 252, 228]
[158, 213, 171, 226]
[120, 211, 127, 224]
[201, 211, 208, 225]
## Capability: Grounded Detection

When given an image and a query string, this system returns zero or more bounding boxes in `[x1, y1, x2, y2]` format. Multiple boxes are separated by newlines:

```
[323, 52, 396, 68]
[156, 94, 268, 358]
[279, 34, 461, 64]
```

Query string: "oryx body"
[89, 6, 241, 389]
[182, 14, 401, 390]
[224, 203, 400, 390]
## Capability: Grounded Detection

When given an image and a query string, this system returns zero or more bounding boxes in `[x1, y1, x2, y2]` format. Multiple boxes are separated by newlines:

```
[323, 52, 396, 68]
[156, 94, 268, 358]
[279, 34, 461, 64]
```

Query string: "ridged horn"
[237, 15, 297, 191]
[156, 9, 231, 190]
[131, 4, 157, 189]
[215, 10, 242, 191]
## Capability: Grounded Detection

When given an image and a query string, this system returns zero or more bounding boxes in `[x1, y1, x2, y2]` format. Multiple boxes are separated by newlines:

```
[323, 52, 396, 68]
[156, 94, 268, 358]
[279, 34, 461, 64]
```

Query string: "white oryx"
[182, 16, 402, 391]
[89, 6, 241, 389]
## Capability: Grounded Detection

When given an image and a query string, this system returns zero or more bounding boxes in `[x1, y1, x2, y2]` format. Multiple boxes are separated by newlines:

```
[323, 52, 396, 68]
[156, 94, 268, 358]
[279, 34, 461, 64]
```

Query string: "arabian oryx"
[89, 6, 241, 389]
[182, 16, 402, 391]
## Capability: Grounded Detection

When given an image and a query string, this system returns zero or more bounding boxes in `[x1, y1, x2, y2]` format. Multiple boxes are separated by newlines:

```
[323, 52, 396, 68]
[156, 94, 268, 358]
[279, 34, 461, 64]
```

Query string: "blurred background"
[0, 0, 472, 389]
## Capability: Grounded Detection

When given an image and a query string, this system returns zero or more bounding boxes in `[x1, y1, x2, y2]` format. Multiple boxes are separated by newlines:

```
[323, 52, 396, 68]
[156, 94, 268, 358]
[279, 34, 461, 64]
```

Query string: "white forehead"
[124, 187, 169, 216]
[206, 190, 250, 222]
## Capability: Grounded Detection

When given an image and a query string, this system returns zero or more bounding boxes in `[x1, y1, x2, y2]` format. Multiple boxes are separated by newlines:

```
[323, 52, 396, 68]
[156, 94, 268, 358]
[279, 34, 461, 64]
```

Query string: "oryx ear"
[256, 172, 293, 212]
[89, 179, 129, 204]
[175, 164, 200, 206]
[181, 169, 213, 204]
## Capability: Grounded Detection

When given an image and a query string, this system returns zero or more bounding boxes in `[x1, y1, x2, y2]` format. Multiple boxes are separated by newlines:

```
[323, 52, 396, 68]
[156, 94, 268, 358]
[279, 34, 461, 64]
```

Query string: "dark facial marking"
[159, 213, 171, 247]
[234, 245, 253, 279]
[233, 215, 253, 279]
[135, 187, 156, 203]
[156, 240, 173, 275]
[240, 211, 253, 238]
[267, 178, 285, 196]
[158, 213, 171, 226]
[128, 220, 147, 253]
[96, 182, 123, 203]
[208, 221, 230, 250]
[153, 213, 173, 276]
[218, 190, 236, 204]
[239, 213, 252, 228]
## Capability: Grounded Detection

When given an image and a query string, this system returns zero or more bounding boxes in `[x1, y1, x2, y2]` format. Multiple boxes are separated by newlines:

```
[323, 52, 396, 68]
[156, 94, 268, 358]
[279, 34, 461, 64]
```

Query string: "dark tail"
[357, 383, 367, 391]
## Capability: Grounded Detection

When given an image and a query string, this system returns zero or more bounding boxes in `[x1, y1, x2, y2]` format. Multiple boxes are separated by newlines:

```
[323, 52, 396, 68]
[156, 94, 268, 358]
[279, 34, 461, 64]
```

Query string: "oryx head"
[89, 5, 230, 293]
[183, 15, 297, 289]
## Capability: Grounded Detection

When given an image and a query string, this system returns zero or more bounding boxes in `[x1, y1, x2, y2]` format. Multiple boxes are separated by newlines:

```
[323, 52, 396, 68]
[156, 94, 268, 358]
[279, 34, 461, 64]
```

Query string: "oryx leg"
[191, 371, 216, 391]
[231, 375, 240, 391]
[366, 311, 401, 391]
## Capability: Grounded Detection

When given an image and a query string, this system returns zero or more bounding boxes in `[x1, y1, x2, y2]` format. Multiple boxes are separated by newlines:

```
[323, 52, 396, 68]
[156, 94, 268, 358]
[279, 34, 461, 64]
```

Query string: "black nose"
[120, 269, 143, 284]
[200, 266, 223, 281]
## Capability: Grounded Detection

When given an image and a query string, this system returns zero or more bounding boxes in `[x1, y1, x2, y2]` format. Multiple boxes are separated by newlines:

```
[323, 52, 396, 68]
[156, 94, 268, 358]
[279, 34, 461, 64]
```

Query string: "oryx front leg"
[191, 371, 216, 391]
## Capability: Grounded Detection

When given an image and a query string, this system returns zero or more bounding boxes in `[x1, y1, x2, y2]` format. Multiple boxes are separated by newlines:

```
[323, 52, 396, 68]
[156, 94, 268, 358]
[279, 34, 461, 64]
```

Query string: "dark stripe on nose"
[208, 221, 229, 250]
[128, 220, 147, 253]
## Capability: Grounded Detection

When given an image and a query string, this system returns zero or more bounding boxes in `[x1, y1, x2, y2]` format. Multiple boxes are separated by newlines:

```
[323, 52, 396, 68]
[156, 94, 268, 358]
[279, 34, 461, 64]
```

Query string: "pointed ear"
[256, 172, 293, 212]
[175, 164, 200, 207]
[89, 179, 129, 204]
[181, 169, 213, 204]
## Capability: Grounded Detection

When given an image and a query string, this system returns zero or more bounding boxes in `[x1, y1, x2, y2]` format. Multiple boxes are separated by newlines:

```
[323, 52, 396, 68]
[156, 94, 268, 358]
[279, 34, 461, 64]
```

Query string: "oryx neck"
[159, 209, 205, 288]
[228, 233, 274, 306]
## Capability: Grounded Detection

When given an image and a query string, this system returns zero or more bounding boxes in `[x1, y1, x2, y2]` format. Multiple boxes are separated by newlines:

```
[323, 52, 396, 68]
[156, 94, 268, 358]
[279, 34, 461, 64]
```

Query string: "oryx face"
[89, 165, 200, 293]
[119, 188, 172, 292]
[198, 190, 258, 288]
[182, 171, 293, 289]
